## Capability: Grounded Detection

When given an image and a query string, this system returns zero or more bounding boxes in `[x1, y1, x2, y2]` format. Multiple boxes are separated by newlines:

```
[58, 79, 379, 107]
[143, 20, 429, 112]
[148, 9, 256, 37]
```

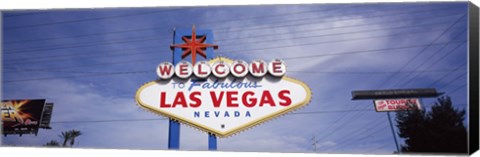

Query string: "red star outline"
[170, 25, 218, 64]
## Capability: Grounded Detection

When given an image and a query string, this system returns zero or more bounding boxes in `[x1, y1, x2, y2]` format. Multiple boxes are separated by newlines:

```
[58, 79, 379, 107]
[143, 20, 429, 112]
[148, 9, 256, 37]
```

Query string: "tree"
[395, 96, 467, 153]
[44, 140, 60, 147]
[59, 131, 71, 147]
[45, 129, 83, 148]
[68, 130, 82, 147]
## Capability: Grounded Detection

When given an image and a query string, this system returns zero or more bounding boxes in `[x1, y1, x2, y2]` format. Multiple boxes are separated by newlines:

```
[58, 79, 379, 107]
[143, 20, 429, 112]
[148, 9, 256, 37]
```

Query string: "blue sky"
[1, 2, 469, 154]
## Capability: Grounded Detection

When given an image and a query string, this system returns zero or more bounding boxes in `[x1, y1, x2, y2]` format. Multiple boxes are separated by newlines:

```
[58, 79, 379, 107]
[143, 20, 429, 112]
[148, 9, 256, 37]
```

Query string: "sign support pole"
[169, 26, 217, 150]
[168, 28, 181, 150]
[208, 133, 217, 150]
[387, 111, 400, 154]
[168, 118, 180, 149]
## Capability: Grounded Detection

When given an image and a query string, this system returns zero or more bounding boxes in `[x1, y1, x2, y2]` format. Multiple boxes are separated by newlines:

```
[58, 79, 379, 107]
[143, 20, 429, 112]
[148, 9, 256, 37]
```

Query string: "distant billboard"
[373, 98, 422, 112]
[352, 88, 441, 100]
[1, 99, 46, 135]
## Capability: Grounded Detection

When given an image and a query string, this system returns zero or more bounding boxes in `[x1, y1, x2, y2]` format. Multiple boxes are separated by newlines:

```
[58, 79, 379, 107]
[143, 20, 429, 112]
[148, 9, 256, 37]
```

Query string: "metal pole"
[168, 28, 180, 150]
[387, 111, 400, 154]
[203, 26, 217, 151]
[208, 133, 217, 150]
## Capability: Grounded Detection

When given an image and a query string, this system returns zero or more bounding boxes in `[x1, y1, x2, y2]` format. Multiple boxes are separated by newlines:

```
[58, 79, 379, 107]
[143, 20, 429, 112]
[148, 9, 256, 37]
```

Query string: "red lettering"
[251, 62, 264, 74]
[179, 64, 188, 75]
[242, 91, 257, 108]
[210, 91, 224, 107]
[278, 90, 291, 106]
[233, 64, 246, 74]
[172, 92, 187, 108]
[159, 92, 171, 108]
[259, 90, 275, 107]
[226, 91, 239, 107]
[198, 64, 207, 75]
[158, 65, 173, 76]
[215, 64, 225, 74]
[273, 62, 282, 73]
[189, 92, 202, 108]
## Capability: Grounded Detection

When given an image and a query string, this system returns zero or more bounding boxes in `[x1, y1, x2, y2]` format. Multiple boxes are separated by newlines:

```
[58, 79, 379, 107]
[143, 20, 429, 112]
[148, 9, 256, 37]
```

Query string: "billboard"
[352, 88, 441, 100]
[1, 99, 46, 135]
[373, 98, 422, 112]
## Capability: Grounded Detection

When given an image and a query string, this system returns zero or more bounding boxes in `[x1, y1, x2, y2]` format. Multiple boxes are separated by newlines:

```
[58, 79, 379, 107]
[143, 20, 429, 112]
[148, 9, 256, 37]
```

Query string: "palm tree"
[68, 130, 82, 147]
[44, 140, 60, 147]
[59, 131, 71, 147]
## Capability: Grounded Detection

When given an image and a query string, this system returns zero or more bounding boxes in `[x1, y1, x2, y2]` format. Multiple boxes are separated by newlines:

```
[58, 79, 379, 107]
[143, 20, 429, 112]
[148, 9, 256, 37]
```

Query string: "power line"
[326, 22, 468, 152]
[5, 49, 160, 65]
[4, 20, 457, 63]
[218, 21, 455, 47]
[445, 83, 467, 95]
[5, 8, 460, 55]
[3, 37, 466, 74]
[4, 58, 161, 72]
[389, 29, 467, 87]
[4, 36, 164, 55]
[323, 100, 466, 152]
[310, 15, 466, 151]
[426, 63, 467, 87]
[6, 11, 458, 54]
[5, 68, 462, 75]
[217, 7, 452, 35]
[48, 109, 375, 124]
[282, 69, 461, 74]
[4, 5, 454, 46]
[326, 17, 464, 151]
[4, 5, 353, 44]
[3, 12, 50, 18]
[279, 40, 465, 60]
[5, 45, 161, 63]
[4, 66, 463, 83]
[436, 72, 467, 90]
[3, 70, 151, 83]
[51, 118, 168, 123]
[215, 12, 461, 43]
[4, 8, 188, 30]
[375, 13, 467, 89]
[318, 114, 384, 151]
[325, 122, 390, 152]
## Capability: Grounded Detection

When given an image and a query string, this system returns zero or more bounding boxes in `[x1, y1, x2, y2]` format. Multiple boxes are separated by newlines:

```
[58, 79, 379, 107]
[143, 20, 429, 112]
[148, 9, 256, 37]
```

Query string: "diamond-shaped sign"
[135, 58, 311, 137]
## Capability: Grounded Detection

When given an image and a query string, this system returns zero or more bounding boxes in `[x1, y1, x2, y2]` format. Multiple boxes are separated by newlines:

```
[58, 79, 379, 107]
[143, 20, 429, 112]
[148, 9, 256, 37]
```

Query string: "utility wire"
[375, 13, 467, 89]
[279, 40, 465, 60]
[4, 5, 353, 43]
[218, 21, 454, 47]
[5, 68, 463, 75]
[5, 9, 460, 55]
[3, 12, 49, 18]
[436, 72, 467, 90]
[5, 45, 162, 63]
[48, 108, 375, 124]
[6, 11, 458, 54]
[4, 8, 188, 30]
[326, 20, 468, 152]
[215, 12, 460, 43]
[389, 29, 467, 87]
[310, 15, 466, 152]
[4, 19, 457, 63]
[4, 5, 452, 46]
[1, 41, 465, 75]
[425, 63, 467, 87]
[445, 83, 467, 96]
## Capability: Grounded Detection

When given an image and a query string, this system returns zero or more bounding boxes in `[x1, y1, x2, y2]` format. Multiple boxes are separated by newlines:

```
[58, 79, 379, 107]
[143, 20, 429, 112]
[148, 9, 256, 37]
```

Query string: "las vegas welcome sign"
[136, 43, 311, 137]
